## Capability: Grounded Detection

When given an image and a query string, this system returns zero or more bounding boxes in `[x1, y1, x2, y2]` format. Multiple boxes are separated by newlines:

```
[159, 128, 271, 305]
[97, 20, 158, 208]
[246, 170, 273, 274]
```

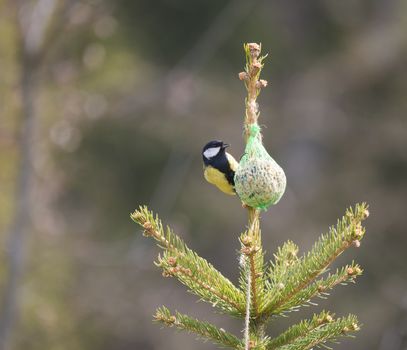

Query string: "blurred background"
[1, 0, 407, 349]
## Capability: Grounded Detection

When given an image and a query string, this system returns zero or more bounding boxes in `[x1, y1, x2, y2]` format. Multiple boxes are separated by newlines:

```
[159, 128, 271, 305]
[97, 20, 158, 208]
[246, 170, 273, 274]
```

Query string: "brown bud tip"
[256, 79, 268, 88]
[143, 222, 152, 230]
[251, 62, 262, 74]
[167, 257, 177, 267]
[318, 314, 333, 324]
[238, 71, 249, 80]
[248, 43, 261, 58]
[351, 322, 360, 331]
[317, 285, 325, 292]
[142, 222, 153, 236]
[363, 209, 370, 219]
[354, 225, 363, 238]
[343, 326, 350, 333]
[352, 240, 361, 248]
[347, 267, 354, 275]
[248, 340, 256, 349]
[163, 267, 178, 277]
[162, 270, 172, 277]
[248, 43, 260, 50]
[241, 246, 251, 255]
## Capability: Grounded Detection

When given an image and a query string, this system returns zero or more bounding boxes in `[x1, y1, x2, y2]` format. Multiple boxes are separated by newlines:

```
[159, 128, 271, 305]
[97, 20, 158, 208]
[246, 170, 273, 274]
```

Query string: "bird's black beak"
[222, 143, 230, 149]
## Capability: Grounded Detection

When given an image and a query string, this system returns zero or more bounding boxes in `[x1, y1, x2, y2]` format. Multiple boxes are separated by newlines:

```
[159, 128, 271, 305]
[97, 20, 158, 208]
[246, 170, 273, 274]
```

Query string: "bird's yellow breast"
[204, 166, 235, 195]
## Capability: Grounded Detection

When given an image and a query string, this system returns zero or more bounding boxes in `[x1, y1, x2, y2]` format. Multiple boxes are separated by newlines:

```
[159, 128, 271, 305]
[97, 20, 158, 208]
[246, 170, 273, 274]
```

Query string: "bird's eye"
[203, 147, 221, 159]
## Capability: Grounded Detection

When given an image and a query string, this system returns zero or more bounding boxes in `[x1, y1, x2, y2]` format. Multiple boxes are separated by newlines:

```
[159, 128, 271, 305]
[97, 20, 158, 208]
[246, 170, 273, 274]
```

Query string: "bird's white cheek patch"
[204, 147, 221, 159]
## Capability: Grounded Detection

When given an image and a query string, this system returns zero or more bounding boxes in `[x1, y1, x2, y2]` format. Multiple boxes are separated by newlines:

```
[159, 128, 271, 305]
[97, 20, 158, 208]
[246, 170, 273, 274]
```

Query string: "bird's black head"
[202, 140, 229, 164]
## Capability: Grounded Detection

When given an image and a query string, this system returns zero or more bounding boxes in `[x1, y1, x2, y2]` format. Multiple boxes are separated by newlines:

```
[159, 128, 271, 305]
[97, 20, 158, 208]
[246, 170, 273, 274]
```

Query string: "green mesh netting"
[234, 123, 286, 210]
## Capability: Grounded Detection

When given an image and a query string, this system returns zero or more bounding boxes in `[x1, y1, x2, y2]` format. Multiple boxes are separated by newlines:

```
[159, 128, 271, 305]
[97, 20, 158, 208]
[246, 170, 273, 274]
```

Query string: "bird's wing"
[226, 152, 239, 172]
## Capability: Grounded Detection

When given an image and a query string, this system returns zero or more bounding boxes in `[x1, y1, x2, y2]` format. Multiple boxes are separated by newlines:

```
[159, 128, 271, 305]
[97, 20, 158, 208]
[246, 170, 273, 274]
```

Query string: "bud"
[352, 240, 361, 248]
[362, 208, 370, 219]
[248, 43, 261, 59]
[142, 222, 153, 236]
[256, 79, 268, 88]
[351, 322, 360, 331]
[354, 222, 364, 237]
[241, 246, 252, 255]
[178, 267, 192, 277]
[251, 62, 262, 75]
[239, 71, 249, 81]
[143, 222, 152, 230]
[318, 314, 333, 325]
[162, 270, 173, 278]
[167, 256, 177, 267]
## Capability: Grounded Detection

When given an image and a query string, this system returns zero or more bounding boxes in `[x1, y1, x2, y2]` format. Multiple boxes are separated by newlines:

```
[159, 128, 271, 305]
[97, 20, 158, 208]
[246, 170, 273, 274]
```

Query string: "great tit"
[202, 140, 239, 195]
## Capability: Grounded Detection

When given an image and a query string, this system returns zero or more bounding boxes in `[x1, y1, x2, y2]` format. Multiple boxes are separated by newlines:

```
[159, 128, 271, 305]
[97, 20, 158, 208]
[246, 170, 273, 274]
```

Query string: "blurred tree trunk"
[0, 50, 38, 350]
[0, 1, 62, 348]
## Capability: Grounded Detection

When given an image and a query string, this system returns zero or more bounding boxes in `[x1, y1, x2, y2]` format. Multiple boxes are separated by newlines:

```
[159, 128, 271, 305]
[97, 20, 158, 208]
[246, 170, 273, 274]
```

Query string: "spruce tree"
[131, 43, 369, 350]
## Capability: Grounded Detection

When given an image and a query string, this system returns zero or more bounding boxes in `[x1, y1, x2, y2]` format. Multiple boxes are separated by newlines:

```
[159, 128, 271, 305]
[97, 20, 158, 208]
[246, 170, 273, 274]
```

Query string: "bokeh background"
[1, 0, 407, 349]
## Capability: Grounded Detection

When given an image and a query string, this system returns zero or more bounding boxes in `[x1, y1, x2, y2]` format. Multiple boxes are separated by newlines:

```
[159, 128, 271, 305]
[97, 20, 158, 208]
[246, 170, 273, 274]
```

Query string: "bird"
[202, 140, 239, 195]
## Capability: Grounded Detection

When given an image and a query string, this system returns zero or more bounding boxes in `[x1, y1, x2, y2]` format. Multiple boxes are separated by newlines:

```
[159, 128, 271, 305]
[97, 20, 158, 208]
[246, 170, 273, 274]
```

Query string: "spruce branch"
[240, 182, 264, 346]
[154, 306, 243, 349]
[239, 42, 268, 140]
[267, 312, 360, 350]
[243, 261, 252, 350]
[239, 42, 269, 349]
[239, 219, 267, 315]
[267, 311, 334, 349]
[131, 207, 246, 316]
[262, 203, 369, 316]
[158, 251, 243, 315]
[266, 241, 300, 292]
[272, 263, 363, 315]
